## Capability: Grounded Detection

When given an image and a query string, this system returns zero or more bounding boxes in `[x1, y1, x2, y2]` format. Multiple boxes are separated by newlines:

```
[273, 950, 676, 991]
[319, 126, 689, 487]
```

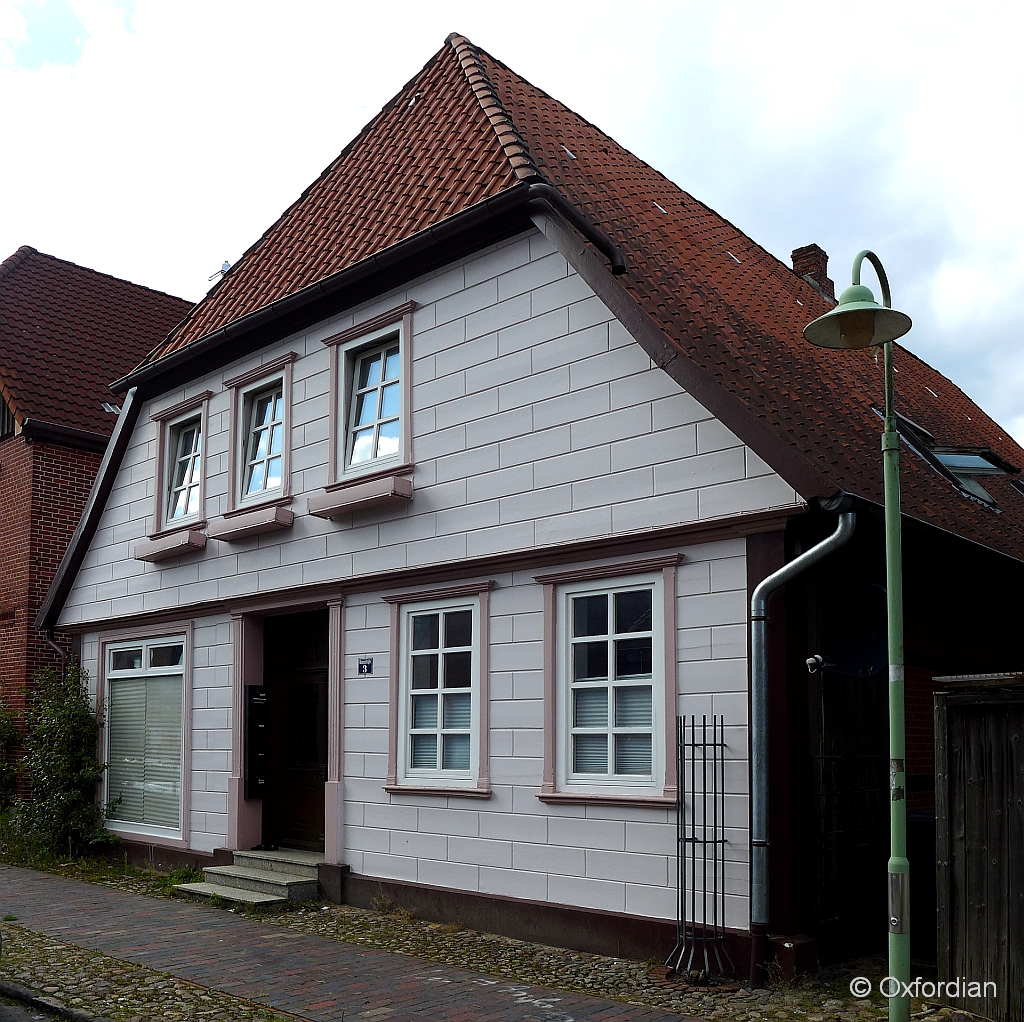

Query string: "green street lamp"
[803, 250, 913, 1022]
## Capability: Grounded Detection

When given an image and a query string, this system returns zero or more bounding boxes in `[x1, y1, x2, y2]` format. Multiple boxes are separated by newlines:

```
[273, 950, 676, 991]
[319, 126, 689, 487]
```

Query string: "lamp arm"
[851, 249, 893, 309]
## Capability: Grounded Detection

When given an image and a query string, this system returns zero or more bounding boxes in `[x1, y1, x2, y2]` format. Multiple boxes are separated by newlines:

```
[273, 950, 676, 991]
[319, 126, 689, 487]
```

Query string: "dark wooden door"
[280, 670, 328, 850]
[937, 691, 1024, 1022]
[262, 610, 329, 851]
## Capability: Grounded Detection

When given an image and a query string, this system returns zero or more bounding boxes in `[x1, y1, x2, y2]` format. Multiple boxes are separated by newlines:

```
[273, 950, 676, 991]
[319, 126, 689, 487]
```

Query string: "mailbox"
[244, 685, 267, 799]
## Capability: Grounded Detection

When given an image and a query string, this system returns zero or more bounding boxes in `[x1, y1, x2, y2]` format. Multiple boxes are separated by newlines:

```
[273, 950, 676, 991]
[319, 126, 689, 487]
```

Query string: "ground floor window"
[556, 572, 665, 795]
[105, 637, 186, 834]
[398, 597, 480, 784]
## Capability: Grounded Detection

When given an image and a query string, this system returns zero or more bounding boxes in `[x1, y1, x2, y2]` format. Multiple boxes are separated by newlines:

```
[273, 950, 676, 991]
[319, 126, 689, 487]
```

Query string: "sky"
[2, 0, 1023, 442]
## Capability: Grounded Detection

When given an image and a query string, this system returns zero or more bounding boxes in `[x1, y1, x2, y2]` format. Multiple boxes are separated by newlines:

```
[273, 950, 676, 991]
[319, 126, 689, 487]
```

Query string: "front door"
[262, 610, 329, 851]
[278, 669, 328, 849]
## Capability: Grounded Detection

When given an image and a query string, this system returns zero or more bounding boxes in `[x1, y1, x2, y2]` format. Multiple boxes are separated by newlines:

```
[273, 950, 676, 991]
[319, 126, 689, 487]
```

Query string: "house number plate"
[358, 658, 373, 675]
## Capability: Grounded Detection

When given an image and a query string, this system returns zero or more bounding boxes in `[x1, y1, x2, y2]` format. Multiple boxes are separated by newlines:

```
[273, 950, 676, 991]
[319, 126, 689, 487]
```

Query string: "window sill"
[309, 472, 413, 520]
[383, 784, 492, 799]
[326, 461, 414, 493]
[133, 529, 207, 563]
[223, 493, 292, 519]
[148, 519, 207, 541]
[209, 505, 294, 542]
[537, 791, 675, 808]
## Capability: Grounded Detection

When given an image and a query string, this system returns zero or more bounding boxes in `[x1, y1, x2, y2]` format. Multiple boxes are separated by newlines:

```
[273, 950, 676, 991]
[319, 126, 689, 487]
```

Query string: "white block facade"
[64, 227, 803, 926]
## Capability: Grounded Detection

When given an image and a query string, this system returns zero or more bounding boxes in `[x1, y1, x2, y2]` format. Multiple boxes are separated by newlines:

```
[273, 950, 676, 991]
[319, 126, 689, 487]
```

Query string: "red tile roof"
[0, 247, 192, 438]
[134, 34, 1024, 562]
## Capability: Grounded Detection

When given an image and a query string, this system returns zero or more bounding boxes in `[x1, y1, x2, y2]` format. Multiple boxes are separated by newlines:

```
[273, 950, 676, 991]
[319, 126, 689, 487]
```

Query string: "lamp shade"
[803, 283, 912, 350]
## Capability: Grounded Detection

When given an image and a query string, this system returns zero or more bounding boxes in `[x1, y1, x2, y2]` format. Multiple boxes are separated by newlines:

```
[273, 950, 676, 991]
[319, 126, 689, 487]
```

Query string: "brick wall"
[0, 433, 101, 721]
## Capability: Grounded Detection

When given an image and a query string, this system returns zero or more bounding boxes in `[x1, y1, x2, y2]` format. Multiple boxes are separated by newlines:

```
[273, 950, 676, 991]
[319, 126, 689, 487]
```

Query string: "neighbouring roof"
[0, 246, 192, 440]
[94, 36, 1024, 564]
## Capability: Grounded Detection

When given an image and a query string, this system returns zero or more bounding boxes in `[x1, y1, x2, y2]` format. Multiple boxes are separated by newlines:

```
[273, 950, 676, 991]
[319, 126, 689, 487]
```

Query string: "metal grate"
[666, 714, 734, 977]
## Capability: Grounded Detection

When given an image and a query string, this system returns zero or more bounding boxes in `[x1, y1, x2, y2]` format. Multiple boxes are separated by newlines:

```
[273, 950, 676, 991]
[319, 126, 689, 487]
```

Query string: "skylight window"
[873, 406, 1019, 509]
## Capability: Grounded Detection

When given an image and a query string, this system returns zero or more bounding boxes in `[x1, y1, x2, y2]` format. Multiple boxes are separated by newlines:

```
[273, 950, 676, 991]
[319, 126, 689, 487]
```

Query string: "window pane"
[411, 654, 438, 690]
[253, 426, 270, 460]
[384, 347, 400, 380]
[380, 382, 400, 418]
[173, 457, 191, 488]
[442, 733, 471, 770]
[265, 456, 282, 490]
[615, 733, 652, 775]
[615, 685, 652, 727]
[269, 423, 283, 454]
[376, 419, 400, 458]
[443, 651, 471, 688]
[355, 391, 377, 426]
[171, 489, 189, 519]
[615, 590, 652, 633]
[444, 610, 472, 648]
[443, 692, 471, 729]
[573, 734, 607, 773]
[111, 648, 142, 671]
[573, 641, 608, 681]
[245, 461, 266, 494]
[573, 688, 607, 728]
[185, 486, 200, 516]
[273, 394, 283, 420]
[150, 644, 184, 669]
[411, 693, 437, 729]
[254, 394, 273, 427]
[616, 637, 652, 678]
[412, 614, 439, 650]
[359, 353, 382, 389]
[573, 595, 607, 637]
[410, 734, 436, 769]
[145, 677, 183, 828]
[351, 427, 374, 463]
[106, 677, 146, 821]
[177, 425, 197, 459]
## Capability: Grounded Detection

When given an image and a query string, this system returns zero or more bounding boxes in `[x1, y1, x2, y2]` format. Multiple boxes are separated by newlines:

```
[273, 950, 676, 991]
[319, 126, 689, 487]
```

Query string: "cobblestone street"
[1, 865, 687, 1021]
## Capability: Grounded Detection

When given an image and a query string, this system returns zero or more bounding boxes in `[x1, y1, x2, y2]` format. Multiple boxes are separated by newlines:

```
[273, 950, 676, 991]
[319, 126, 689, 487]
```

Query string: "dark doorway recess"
[261, 609, 329, 851]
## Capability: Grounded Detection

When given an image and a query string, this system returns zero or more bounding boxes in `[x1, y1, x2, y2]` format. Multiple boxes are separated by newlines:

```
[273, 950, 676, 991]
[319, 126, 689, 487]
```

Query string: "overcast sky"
[2, 1, 1022, 443]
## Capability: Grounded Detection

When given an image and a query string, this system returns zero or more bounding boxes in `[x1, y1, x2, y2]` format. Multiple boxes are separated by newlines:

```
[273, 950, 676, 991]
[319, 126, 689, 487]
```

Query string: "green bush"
[0, 707, 19, 811]
[10, 659, 111, 857]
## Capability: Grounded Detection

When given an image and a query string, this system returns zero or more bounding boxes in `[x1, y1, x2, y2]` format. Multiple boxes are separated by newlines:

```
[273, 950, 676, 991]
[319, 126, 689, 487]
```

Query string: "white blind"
[107, 675, 182, 829]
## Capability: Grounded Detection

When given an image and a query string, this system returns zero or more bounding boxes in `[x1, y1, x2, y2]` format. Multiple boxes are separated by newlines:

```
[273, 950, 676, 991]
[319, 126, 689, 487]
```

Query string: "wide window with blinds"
[105, 637, 186, 835]
[558, 575, 664, 792]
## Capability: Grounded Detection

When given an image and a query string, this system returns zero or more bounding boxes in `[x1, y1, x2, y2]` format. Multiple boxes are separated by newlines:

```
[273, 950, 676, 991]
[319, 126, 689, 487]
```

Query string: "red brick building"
[0, 246, 191, 724]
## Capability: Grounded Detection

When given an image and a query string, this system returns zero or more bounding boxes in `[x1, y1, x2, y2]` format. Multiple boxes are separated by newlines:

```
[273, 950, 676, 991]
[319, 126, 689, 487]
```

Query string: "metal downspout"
[749, 511, 856, 983]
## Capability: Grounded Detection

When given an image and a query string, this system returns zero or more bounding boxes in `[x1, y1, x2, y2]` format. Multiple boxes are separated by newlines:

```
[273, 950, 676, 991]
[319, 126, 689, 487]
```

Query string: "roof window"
[874, 407, 1019, 509]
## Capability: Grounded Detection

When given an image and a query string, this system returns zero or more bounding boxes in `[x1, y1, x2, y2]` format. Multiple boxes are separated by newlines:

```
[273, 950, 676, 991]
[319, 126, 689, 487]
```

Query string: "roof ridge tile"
[446, 32, 540, 182]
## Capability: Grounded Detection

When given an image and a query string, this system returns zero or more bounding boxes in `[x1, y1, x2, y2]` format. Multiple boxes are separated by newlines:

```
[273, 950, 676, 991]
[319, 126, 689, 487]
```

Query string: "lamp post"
[803, 251, 913, 1022]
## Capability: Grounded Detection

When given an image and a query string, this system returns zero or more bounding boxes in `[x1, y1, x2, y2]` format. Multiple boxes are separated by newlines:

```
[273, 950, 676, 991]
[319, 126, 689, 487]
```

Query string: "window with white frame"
[105, 637, 186, 836]
[242, 382, 285, 498]
[166, 416, 203, 522]
[399, 600, 478, 782]
[558, 575, 663, 791]
[348, 340, 401, 468]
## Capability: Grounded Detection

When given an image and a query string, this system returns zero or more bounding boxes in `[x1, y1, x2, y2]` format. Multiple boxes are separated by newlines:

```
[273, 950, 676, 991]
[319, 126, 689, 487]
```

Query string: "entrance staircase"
[174, 848, 323, 909]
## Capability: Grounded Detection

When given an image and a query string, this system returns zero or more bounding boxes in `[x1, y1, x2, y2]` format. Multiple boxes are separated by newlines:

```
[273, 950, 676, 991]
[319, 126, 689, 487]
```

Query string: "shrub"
[0, 707, 19, 811]
[10, 659, 110, 857]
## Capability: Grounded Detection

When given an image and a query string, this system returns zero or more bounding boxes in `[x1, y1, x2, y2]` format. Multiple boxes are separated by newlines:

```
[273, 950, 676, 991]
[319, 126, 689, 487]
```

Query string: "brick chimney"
[792, 243, 835, 301]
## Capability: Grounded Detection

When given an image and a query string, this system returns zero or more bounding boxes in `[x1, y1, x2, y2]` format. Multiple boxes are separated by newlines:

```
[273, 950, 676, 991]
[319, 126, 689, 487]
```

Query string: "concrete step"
[202, 864, 319, 902]
[173, 881, 286, 909]
[233, 848, 323, 880]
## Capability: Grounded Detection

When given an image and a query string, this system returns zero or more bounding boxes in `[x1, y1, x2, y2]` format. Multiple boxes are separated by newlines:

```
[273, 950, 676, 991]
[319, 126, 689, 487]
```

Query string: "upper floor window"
[0, 397, 15, 439]
[150, 391, 211, 534]
[223, 353, 296, 513]
[167, 417, 202, 521]
[349, 341, 401, 467]
[321, 301, 415, 487]
[243, 383, 284, 497]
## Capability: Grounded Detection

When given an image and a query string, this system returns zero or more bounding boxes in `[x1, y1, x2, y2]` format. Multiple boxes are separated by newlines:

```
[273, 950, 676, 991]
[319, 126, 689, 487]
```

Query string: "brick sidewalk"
[0, 866, 688, 1022]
